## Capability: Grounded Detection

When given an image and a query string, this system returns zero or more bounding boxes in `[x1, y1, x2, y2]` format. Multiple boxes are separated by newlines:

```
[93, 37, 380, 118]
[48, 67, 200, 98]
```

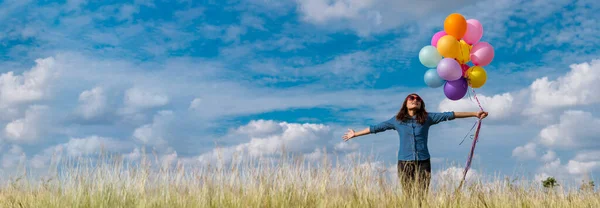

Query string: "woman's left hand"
[476, 111, 488, 119]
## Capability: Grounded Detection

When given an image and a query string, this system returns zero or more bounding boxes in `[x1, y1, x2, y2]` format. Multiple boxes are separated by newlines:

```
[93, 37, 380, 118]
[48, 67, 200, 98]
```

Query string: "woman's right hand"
[342, 129, 356, 141]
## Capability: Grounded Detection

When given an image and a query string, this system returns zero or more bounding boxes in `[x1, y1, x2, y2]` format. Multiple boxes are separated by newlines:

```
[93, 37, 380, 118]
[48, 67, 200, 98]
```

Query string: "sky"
[0, 0, 599, 188]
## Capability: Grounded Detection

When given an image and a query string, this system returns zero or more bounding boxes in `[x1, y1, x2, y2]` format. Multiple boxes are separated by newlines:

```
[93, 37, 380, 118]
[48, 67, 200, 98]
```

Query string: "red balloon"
[461, 64, 470, 78]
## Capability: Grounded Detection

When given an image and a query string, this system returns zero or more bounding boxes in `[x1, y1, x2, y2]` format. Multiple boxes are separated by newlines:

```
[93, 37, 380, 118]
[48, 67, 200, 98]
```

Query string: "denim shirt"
[369, 112, 455, 161]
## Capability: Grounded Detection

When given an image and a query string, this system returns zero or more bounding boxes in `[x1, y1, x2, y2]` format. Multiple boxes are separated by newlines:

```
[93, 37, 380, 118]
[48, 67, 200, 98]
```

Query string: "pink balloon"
[470, 42, 494, 66]
[431, 31, 447, 47]
[463, 19, 483, 45]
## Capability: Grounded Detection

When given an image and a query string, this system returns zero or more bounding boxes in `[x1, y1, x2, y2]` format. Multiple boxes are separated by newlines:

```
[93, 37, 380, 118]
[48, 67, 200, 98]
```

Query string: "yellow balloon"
[436, 35, 459, 58]
[456, 40, 472, 64]
[466, 66, 487, 88]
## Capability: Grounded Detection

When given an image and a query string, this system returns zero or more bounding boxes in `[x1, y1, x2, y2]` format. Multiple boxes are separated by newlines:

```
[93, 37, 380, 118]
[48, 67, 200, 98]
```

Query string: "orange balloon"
[444, 13, 467, 39]
[436, 35, 460, 58]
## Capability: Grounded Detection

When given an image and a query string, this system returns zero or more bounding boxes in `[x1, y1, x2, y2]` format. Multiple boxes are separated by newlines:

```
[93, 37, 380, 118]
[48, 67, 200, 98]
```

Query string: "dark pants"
[397, 159, 431, 197]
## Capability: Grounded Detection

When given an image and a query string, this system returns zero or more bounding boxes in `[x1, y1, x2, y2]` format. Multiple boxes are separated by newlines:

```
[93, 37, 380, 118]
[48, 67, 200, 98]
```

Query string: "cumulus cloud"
[295, 0, 476, 36]
[538, 110, 600, 149]
[29, 145, 64, 169]
[297, 0, 376, 24]
[233, 119, 284, 138]
[541, 150, 557, 163]
[120, 87, 169, 114]
[438, 92, 514, 120]
[526, 108, 600, 182]
[132, 110, 174, 148]
[536, 158, 565, 180]
[188, 98, 201, 111]
[334, 141, 359, 153]
[536, 156, 600, 183]
[4, 105, 49, 144]
[76, 87, 107, 120]
[0, 57, 58, 107]
[1, 145, 26, 169]
[573, 151, 600, 162]
[433, 166, 480, 185]
[527, 59, 600, 114]
[566, 160, 599, 175]
[63, 135, 133, 157]
[197, 120, 335, 165]
[512, 142, 537, 160]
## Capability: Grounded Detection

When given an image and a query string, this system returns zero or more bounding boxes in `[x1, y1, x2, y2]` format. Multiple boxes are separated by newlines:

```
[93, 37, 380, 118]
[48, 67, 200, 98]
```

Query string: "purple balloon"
[436, 58, 462, 81]
[444, 77, 468, 100]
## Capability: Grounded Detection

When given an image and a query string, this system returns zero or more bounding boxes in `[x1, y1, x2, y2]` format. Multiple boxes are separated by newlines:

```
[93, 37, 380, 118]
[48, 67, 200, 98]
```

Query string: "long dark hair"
[395, 93, 428, 124]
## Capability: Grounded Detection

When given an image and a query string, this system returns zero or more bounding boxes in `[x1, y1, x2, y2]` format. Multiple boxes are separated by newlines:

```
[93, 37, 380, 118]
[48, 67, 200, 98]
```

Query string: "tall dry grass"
[0, 149, 597, 208]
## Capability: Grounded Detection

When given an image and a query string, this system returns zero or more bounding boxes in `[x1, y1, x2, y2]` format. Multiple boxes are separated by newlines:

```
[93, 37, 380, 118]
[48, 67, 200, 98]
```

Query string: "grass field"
[0, 151, 597, 208]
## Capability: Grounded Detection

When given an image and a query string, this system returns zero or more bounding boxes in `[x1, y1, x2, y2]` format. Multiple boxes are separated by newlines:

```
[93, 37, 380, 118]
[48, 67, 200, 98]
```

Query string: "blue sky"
[0, 0, 599, 187]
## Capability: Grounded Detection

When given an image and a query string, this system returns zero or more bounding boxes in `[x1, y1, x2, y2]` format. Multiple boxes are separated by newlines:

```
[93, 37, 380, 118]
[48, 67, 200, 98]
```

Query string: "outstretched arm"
[429, 111, 488, 125]
[342, 128, 370, 141]
[343, 118, 396, 141]
[454, 111, 488, 119]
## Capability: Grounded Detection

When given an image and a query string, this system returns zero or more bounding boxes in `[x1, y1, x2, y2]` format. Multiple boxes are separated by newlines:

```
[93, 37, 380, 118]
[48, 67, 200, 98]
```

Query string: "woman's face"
[406, 95, 422, 110]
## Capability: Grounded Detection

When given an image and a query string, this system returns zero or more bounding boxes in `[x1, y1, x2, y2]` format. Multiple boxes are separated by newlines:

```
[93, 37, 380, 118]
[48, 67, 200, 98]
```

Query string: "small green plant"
[542, 176, 559, 189]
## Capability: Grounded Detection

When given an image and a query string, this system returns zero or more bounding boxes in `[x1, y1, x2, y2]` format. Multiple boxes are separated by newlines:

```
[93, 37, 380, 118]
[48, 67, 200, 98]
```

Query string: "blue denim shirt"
[369, 112, 455, 161]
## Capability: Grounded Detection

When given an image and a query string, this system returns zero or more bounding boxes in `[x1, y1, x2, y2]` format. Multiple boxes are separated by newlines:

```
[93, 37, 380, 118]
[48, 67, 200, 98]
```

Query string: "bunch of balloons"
[419, 13, 494, 100]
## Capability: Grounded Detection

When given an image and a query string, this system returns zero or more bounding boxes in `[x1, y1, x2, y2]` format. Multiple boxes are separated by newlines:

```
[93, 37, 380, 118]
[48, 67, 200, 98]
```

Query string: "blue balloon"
[424, 68, 446, 88]
[419, 45, 442, 68]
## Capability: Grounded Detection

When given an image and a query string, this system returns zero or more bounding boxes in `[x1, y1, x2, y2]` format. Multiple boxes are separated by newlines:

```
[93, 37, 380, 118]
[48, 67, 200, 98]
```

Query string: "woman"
[341, 93, 488, 197]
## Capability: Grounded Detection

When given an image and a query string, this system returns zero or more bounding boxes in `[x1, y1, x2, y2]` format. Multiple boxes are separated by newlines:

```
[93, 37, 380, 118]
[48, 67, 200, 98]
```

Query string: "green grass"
[0, 151, 598, 208]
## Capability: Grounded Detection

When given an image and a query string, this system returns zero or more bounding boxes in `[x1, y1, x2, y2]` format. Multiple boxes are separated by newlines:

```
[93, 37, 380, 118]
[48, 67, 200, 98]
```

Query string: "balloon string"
[458, 88, 484, 190]
[471, 87, 484, 111]
[459, 120, 478, 145]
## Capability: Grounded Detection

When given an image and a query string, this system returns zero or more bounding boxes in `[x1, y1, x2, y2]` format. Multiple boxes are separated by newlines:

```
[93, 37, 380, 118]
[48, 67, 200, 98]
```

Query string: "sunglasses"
[407, 95, 422, 101]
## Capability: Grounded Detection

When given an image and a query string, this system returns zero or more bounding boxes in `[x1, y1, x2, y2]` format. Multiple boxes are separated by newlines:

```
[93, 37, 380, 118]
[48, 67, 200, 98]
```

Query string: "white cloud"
[63, 135, 133, 157]
[116, 4, 140, 22]
[246, 51, 377, 85]
[120, 87, 169, 114]
[573, 151, 600, 162]
[297, 0, 376, 24]
[76, 87, 107, 120]
[433, 166, 480, 185]
[538, 110, 600, 149]
[188, 98, 201, 110]
[29, 145, 63, 169]
[0, 57, 58, 107]
[512, 142, 537, 160]
[566, 160, 599, 175]
[536, 155, 600, 184]
[1, 145, 26, 169]
[233, 119, 284, 138]
[197, 120, 334, 165]
[4, 105, 48, 143]
[303, 147, 326, 161]
[438, 93, 514, 120]
[132, 110, 174, 148]
[123, 147, 142, 161]
[527, 59, 600, 114]
[295, 0, 477, 36]
[536, 158, 566, 181]
[334, 141, 359, 153]
[188, 84, 411, 120]
[541, 150, 557, 163]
